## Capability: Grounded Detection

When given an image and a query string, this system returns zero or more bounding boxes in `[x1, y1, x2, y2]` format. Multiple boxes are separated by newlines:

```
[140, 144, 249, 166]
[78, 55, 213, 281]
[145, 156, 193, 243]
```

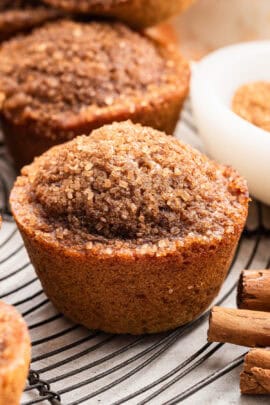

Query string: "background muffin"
[0, 301, 31, 405]
[0, 20, 189, 169]
[0, 0, 61, 41]
[10, 121, 249, 335]
[43, 0, 195, 28]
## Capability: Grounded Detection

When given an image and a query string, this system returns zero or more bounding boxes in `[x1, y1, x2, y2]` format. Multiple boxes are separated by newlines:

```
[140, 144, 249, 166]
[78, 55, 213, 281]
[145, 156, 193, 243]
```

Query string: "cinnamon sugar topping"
[0, 20, 178, 139]
[232, 81, 270, 132]
[16, 122, 248, 252]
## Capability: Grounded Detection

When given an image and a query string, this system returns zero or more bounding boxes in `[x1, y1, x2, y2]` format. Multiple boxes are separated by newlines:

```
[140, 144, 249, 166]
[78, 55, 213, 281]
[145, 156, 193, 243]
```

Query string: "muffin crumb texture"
[232, 81, 270, 132]
[0, 20, 181, 139]
[14, 122, 248, 255]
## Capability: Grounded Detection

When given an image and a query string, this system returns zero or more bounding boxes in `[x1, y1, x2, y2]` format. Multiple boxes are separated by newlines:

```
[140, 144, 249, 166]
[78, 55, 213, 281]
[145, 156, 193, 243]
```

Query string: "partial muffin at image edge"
[10, 121, 249, 335]
[0, 19, 190, 169]
[43, 0, 195, 28]
[0, 300, 31, 405]
[0, 0, 62, 41]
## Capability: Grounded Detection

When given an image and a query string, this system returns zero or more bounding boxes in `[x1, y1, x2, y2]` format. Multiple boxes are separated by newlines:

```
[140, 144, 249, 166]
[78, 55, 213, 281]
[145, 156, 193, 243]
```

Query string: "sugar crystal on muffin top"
[20, 121, 248, 248]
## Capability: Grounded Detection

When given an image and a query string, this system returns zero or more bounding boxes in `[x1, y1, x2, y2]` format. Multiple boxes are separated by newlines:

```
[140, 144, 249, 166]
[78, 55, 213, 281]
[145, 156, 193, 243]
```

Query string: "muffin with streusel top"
[43, 0, 195, 28]
[0, 19, 189, 169]
[10, 121, 249, 334]
[0, 300, 31, 405]
[0, 0, 61, 41]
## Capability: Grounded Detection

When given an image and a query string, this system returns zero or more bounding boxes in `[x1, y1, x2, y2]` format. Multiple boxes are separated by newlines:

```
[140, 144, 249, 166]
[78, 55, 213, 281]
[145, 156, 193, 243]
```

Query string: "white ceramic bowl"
[191, 41, 270, 205]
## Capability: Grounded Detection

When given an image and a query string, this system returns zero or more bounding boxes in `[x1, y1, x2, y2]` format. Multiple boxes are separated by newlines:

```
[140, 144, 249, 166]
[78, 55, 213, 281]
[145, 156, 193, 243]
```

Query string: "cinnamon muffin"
[0, 1, 61, 41]
[10, 121, 249, 335]
[0, 20, 189, 169]
[0, 301, 31, 405]
[43, 0, 195, 28]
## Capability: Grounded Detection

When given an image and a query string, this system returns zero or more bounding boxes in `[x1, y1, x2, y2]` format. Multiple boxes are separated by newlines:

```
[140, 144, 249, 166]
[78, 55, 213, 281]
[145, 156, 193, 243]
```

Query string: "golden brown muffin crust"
[0, 0, 35, 11]
[10, 122, 248, 335]
[45, 0, 129, 10]
[0, 20, 185, 141]
[0, 304, 25, 368]
[0, 0, 61, 41]
[0, 301, 31, 405]
[43, 0, 195, 29]
[15, 122, 248, 255]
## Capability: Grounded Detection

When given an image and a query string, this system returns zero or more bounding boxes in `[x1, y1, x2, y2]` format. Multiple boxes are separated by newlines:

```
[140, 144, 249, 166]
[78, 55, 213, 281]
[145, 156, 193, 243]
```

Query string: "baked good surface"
[0, 0, 61, 41]
[145, 22, 179, 46]
[0, 300, 31, 405]
[43, 0, 195, 28]
[0, 20, 189, 169]
[10, 121, 249, 334]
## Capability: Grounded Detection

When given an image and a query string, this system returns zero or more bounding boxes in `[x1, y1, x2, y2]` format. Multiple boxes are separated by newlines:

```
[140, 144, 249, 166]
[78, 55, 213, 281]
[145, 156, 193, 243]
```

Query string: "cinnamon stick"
[208, 307, 270, 347]
[237, 270, 270, 312]
[240, 349, 270, 394]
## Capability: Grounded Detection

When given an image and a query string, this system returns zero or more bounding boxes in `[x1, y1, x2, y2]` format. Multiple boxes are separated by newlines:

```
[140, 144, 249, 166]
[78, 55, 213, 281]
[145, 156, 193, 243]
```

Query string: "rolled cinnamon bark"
[208, 307, 270, 347]
[240, 349, 270, 394]
[237, 270, 270, 312]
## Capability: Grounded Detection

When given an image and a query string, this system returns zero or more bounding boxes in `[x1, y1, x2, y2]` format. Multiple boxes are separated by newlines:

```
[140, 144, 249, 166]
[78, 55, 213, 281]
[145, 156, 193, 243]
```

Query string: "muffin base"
[2, 89, 186, 169]
[17, 223, 243, 335]
[0, 8, 61, 42]
[45, 0, 195, 28]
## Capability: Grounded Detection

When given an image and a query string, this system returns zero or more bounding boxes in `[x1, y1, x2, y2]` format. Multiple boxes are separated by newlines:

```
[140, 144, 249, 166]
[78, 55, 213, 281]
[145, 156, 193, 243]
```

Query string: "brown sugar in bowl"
[0, 19, 190, 170]
[43, 0, 195, 29]
[232, 81, 270, 133]
[0, 1, 61, 42]
[10, 121, 249, 335]
[0, 300, 31, 405]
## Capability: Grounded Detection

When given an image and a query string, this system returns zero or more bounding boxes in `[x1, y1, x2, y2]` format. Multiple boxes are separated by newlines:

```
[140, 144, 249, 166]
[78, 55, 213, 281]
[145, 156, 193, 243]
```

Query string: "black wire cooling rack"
[0, 105, 269, 405]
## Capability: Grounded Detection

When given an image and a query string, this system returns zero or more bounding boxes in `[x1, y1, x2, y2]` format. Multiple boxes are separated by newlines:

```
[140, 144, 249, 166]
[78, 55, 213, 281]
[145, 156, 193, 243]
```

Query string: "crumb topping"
[14, 122, 248, 253]
[0, 20, 179, 139]
[232, 81, 270, 132]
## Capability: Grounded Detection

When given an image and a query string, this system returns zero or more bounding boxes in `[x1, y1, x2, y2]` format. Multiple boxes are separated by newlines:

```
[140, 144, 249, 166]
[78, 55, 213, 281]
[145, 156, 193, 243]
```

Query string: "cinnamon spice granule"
[232, 81, 270, 132]
[0, 20, 179, 140]
[14, 121, 248, 254]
